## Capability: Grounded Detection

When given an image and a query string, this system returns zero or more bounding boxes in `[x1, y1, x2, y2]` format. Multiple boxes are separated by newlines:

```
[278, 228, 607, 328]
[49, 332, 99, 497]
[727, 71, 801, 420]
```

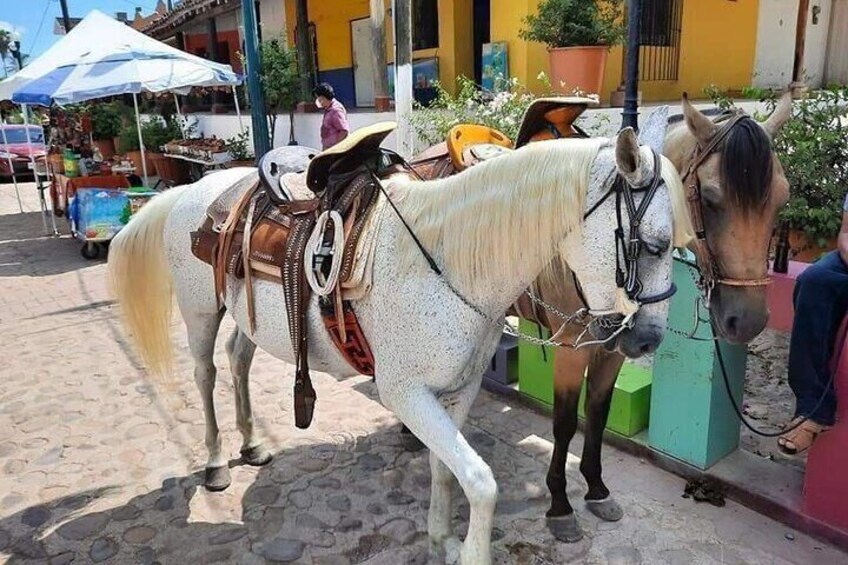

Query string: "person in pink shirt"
[313, 83, 350, 150]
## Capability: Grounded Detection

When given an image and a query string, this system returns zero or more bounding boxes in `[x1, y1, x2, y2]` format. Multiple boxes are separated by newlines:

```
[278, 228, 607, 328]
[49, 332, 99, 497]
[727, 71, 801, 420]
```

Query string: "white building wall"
[753, 0, 832, 89]
[259, 0, 288, 40]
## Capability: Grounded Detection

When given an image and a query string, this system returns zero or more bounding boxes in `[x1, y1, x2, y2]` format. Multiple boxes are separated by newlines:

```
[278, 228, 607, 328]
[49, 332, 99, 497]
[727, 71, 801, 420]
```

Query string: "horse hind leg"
[381, 380, 496, 565]
[546, 346, 591, 543]
[184, 309, 231, 491]
[225, 327, 271, 467]
[581, 348, 626, 522]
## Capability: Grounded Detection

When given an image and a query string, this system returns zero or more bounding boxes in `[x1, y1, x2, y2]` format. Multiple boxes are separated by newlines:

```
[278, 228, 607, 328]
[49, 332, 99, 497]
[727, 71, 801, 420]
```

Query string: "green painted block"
[648, 253, 747, 470]
[517, 319, 652, 437]
[578, 362, 652, 437]
[517, 318, 555, 406]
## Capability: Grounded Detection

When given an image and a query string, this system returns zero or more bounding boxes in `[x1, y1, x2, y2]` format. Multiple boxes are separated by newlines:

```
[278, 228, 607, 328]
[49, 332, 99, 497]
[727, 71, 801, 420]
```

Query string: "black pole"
[12, 40, 23, 70]
[241, 0, 271, 159]
[621, 0, 641, 131]
[59, 0, 72, 34]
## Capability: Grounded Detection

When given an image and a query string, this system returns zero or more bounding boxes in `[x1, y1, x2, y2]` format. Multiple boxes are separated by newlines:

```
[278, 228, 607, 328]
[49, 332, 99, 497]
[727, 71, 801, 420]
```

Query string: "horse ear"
[762, 90, 793, 139]
[637, 105, 669, 155]
[682, 92, 718, 146]
[615, 127, 642, 179]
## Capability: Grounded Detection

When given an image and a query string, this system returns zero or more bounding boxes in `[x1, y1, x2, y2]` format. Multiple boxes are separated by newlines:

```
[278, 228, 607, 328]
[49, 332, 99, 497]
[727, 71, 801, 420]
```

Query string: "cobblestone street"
[1, 182, 846, 564]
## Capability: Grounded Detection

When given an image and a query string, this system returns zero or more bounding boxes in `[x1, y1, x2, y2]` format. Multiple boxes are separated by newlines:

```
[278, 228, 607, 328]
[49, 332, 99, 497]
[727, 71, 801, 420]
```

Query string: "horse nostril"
[726, 315, 739, 337]
[639, 341, 657, 355]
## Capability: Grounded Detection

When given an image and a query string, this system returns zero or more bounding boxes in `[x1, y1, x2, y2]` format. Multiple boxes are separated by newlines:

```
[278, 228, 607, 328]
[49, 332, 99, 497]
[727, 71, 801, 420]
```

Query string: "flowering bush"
[409, 76, 536, 146]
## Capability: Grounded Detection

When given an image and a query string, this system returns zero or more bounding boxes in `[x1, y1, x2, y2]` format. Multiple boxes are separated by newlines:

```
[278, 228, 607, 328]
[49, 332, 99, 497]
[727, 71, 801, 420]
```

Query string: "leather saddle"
[409, 96, 595, 181]
[191, 122, 399, 429]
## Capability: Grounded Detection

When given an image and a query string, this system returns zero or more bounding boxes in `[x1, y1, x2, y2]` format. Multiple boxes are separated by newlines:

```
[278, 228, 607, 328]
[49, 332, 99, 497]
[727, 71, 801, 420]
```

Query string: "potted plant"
[141, 117, 189, 183]
[241, 34, 299, 147]
[89, 102, 123, 160]
[225, 129, 254, 166]
[117, 124, 144, 172]
[519, 0, 624, 96]
[769, 87, 848, 261]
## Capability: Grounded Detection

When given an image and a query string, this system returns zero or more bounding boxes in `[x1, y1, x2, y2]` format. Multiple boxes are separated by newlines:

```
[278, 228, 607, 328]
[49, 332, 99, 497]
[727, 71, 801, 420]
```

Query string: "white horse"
[109, 127, 691, 564]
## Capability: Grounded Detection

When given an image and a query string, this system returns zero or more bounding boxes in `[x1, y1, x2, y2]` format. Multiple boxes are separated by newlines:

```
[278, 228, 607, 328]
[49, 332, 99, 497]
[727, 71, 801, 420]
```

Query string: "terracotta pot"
[126, 150, 145, 174]
[547, 46, 609, 96]
[151, 153, 191, 184]
[93, 138, 116, 161]
[788, 229, 837, 262]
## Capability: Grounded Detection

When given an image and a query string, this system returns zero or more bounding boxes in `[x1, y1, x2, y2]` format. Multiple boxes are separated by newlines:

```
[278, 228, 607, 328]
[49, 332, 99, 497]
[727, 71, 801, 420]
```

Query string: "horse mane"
[395, 138, 605, 289]
[720, 116, 774, 214]
[393, 139, 693, 291]
[668, 111, 774, 214]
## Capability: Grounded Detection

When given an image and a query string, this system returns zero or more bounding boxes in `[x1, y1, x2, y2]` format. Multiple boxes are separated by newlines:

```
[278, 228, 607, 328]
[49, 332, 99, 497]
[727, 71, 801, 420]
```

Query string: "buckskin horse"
[517, 93, 793, 543]
[109, 119, 691, 563]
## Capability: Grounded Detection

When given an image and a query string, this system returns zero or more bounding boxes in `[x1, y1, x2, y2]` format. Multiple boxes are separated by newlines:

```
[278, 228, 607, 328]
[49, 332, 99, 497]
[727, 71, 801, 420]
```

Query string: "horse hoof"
[205, 466, 232, 491]
[547, 514, 584, 543]
[241, 445, 272, 467]
[586, 497, 623, 522]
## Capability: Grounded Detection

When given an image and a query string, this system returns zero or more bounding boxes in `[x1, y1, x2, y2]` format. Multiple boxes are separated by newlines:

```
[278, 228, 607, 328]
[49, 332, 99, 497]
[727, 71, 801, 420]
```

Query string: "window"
[413, 0, 439, 50]
[640, 0, 676, 47]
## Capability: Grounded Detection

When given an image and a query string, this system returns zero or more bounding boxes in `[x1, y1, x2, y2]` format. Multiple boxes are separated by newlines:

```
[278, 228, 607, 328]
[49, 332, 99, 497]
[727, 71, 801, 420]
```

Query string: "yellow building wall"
[283, 0, 474, 93]
[492, 0, 760, 103]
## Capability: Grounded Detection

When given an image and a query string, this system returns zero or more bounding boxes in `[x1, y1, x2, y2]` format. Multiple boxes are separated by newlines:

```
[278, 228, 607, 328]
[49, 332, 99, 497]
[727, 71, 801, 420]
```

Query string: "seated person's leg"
[780, 251, 848, 453]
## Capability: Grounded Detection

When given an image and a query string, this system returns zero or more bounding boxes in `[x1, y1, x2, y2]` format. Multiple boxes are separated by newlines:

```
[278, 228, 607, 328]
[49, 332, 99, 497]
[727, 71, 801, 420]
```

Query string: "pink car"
[0, 125, 46, 178]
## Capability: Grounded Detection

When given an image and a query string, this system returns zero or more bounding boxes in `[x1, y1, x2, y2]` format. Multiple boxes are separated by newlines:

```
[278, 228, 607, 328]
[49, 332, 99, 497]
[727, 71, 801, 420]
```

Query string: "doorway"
[473, 0, 491, 85]
[351, 17, 376, 107]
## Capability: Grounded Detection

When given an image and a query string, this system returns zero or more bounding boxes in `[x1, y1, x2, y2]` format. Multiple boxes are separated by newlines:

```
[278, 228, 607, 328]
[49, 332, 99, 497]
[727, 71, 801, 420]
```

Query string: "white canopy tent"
[0, 10, 244, 189]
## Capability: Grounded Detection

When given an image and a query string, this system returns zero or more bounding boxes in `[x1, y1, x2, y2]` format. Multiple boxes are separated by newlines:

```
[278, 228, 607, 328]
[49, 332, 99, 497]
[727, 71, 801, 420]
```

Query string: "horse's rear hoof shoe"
[547, 514, 583, 543]
[205, 466, 232, 491]
[241, 445, 273, 467]
[585, 497, 623, 522]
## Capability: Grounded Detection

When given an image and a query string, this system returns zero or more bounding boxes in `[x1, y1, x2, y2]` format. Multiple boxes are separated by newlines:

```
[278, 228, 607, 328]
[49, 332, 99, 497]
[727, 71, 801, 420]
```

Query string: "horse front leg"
[225, 327, 272, 467]
[546, 345, 591, 543]
[380, 379, 496, 565]
[581, 348, 626, 522]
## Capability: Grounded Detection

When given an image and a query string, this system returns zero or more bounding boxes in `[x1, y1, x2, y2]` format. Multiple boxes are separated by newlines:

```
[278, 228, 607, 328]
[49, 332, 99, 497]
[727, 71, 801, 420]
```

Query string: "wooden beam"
[370, 0, 390, 111]
[792, 0, 810, 94]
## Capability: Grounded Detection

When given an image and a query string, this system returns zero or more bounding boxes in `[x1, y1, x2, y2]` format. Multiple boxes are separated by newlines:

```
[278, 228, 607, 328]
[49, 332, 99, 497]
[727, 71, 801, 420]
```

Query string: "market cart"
[68, 187, 157, 259]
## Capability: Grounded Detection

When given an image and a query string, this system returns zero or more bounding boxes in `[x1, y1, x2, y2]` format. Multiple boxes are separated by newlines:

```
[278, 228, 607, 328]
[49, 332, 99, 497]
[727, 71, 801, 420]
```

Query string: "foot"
[241, 445, 273, 466]
[204, 466, 232, 491]
[429, 535, 462, 564]
[585, 497, 623, 522]
[546, 513, 583, 543]
[777, 417, 831, 455]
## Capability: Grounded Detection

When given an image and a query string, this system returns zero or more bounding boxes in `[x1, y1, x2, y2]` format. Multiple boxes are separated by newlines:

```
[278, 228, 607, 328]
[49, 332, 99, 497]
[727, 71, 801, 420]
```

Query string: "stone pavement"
[1, 180, 846, 565]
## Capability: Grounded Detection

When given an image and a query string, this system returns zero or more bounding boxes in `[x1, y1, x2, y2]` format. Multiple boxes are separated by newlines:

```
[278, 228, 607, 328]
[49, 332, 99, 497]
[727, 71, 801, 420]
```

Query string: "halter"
[681, 112, 773, 294]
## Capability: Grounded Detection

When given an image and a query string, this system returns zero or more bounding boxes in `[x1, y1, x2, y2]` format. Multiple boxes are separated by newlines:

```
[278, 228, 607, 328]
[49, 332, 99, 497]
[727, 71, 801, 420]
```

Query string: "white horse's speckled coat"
[109, 128, 685, 565]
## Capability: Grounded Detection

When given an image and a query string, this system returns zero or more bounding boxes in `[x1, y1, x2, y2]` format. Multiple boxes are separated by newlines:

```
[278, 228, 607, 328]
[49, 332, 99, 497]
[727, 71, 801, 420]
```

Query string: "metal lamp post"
[621, 0, 642, 131]
[241, 0, 271, 159]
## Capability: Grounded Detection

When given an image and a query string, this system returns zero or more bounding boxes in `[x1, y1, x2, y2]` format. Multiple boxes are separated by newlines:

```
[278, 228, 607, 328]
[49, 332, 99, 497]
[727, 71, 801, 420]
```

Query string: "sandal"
[777, 417, 831, 455]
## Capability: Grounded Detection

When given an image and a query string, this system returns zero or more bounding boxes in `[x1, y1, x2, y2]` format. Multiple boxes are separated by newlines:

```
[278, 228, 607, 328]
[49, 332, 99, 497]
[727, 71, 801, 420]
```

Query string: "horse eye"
[644, 241, 668, 257]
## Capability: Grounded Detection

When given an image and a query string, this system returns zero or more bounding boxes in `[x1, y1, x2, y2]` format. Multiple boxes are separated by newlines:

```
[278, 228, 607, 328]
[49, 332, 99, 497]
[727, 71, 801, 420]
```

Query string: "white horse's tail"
[109, 186, 190, 375]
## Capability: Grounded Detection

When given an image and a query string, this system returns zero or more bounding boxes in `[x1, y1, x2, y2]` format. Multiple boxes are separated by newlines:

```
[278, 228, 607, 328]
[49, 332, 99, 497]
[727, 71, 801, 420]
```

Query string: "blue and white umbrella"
[1, 10, 244, 186]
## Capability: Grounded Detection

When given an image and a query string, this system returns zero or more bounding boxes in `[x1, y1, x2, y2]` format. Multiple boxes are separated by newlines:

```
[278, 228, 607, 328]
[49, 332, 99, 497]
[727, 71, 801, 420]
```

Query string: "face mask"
[315, 98, 323, 108]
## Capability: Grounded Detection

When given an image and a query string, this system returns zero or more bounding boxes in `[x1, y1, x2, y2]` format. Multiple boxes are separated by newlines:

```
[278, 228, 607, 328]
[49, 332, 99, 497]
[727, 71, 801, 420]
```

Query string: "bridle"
[549, 148, 678, 348]
[681, 111, 773, 297]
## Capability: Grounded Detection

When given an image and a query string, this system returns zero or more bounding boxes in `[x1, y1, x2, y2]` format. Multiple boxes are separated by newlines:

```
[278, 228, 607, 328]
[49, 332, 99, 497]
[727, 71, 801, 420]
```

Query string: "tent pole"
[22, 105, 57, 235]
[173, 93, 186, 139]
[233, 85, 245, 134]
[132, 93, 149, 187]
[0, 118, 24, 213]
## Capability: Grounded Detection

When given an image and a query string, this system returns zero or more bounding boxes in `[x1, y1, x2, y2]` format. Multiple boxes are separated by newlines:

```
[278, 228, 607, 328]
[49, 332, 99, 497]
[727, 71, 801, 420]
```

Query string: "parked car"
[0, 125, 46, 178]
